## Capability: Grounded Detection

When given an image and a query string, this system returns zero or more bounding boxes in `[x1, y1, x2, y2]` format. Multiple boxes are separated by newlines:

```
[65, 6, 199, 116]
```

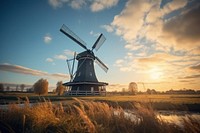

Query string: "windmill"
[60, 24, 108, 95]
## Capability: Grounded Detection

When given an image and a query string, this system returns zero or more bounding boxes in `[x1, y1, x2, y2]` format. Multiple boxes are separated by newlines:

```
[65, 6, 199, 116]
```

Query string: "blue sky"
[0, 0, 200, 91]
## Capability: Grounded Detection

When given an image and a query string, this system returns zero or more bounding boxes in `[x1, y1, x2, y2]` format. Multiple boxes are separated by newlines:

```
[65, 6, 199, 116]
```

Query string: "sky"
[0, 0, 200, 92]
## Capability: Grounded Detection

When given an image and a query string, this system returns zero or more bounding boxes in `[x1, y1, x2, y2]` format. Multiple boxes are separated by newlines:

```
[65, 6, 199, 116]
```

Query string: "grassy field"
[1, 92, 200, 103]
[81, 94, 200, 104]
[1, 92, 200, 112]
[0, 98, 200, 133]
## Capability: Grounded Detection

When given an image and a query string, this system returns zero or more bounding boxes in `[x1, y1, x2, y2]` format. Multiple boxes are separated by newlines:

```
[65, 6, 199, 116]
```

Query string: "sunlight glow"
[149, 67, 163, 80]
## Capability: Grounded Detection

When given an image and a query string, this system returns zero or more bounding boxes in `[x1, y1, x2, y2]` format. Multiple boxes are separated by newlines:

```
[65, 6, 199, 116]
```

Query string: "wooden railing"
[65, 90, 106, 96]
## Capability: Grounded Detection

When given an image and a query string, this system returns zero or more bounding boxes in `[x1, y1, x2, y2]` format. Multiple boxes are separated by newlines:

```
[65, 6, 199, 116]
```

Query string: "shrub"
[33, 78, 48, 95]
[56, 81, 66, 96]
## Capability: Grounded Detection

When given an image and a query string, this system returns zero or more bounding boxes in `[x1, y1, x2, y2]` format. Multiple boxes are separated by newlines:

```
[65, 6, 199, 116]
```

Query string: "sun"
[149, 67, 163, 80]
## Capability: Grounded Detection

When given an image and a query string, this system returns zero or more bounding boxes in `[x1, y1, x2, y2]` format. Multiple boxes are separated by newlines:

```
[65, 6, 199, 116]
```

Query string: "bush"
[33, 79, 48, 95]
[56, 81, 66, 96]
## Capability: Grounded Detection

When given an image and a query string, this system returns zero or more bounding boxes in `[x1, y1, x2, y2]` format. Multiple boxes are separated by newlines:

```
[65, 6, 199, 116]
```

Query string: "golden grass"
[0, 98, 200, 133]
[80, 94, 200, 104]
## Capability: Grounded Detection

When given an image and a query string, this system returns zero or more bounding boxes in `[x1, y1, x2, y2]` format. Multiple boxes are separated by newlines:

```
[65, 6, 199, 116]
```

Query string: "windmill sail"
[60, 24, 88, 50]
[95, 56, 108, 73]
[92, 33, 106, 51]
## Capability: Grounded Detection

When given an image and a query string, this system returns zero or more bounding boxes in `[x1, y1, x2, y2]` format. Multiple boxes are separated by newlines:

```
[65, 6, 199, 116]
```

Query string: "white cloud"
[63, 49, 74, 56]
[70, 0, 87, 9]
[125, 44, 143, 51]
[54, 54, 67, 60]
[51, 73, 69, 79]
[115, 59, 124, 67]
[163, 0, 188, 14]
[89, 30, 100, 37]
[0, 63, 69, 80]
[48, 0, 118, 12]
[0, 63, 48, 76]
[111, 0, 152, 43]
[46, 58, 54, 62]
[44, 35, 52, 44]
[48, 0, 69, 9]
[101, 25, 114, 32]
[90, 0, 119, 12]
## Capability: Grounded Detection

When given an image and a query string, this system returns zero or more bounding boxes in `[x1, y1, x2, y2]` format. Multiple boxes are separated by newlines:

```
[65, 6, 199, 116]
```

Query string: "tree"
[20, 84, 25, 92]
[16, 85, 19, 91]
[146, 89, 157, 94]
[128, 82, 138, 95]
[6, 86, 10, 91]
[147, 88, 151, 94]
[33, 78, 48, 95]
[56, 81, 66, 96]
[121, 88, 126, 95]
[0, 83, 4, 92]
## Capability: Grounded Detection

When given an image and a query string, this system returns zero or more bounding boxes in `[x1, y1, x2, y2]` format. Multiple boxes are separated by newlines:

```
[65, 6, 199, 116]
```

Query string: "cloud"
[48, 0, 69, 9]
[111, 0, 151, 43]
[48, 0, 118, 12]
[54, 54, 67, 60]
[101, 25, 114, 32]
[90, 0, 119, 12]
[44, 34, 52, 44]
[189, 63, 200, 72]
[180, 74, 200, 79]
[46, 58, 54, 62]
[63, 49, 74, 56]
[53, 49, 75, 60]
[89, 30, 100, 37]
[0, 63, 69, 79]
[163, 0, 188, 14]
[0, 63, 48, 76]
[103, 0, 200, 55]
[70, 0, 87, 9]
[161, 5, 200, 50]
[107, 84, 128, 91]
[179, 80, 194, 83]
[125, 44, 144, 51]
[51, 73, 68, 79]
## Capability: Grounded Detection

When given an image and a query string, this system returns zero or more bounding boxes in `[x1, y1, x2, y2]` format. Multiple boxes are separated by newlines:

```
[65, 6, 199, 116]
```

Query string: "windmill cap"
[76, 50, 95, 60]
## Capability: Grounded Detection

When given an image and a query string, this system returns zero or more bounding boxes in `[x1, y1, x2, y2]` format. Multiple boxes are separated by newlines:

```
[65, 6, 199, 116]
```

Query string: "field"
[1, 92, 200, 111]
[1, 93, 200, 132]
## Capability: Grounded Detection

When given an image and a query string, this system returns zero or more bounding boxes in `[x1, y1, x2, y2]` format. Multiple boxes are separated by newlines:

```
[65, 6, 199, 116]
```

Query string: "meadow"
[0, 93, 200, 133]
[1, 92, 200, 111]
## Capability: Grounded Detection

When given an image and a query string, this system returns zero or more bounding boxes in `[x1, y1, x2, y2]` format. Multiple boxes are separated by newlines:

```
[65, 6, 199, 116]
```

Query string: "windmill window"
[90, 61, 92, 65]
[78, 72, 81, 76]
[89, 72, 92, 76]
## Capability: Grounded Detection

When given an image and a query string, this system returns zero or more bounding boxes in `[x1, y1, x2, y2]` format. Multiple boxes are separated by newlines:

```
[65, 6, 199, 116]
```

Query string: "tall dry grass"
[0, 98, 200, 133]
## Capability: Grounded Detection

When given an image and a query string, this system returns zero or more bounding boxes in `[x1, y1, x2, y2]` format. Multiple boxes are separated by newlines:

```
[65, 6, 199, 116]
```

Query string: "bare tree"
[128, 82, 138, 95]
[6, 86, 10, 91]
[20, 84, 25, 92]
[56, 81, 66, 96]
[16, 85, 19, 91]
[33, 78, 48, 95]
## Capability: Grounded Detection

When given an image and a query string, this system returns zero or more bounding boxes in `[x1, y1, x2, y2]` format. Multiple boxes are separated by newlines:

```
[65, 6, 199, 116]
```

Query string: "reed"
[0, 98, 200, 133]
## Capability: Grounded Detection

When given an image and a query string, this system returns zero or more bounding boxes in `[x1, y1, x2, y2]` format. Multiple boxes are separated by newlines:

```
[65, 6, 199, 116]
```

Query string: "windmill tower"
[60, 24, 108, 95]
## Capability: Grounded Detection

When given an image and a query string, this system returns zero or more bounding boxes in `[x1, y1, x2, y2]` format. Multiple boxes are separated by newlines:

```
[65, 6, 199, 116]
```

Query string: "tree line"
[0, 78, 66, 96]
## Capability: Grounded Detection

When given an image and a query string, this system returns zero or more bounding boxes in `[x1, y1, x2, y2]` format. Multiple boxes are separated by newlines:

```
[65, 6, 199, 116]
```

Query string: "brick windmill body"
[60, 24, 108, 95]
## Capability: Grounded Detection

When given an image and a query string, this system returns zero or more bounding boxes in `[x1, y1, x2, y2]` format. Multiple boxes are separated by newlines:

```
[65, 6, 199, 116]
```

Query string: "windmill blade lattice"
[95, 56, 108, 73]
[60, 24, 88, 50]
[92, 34, 106, 51]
